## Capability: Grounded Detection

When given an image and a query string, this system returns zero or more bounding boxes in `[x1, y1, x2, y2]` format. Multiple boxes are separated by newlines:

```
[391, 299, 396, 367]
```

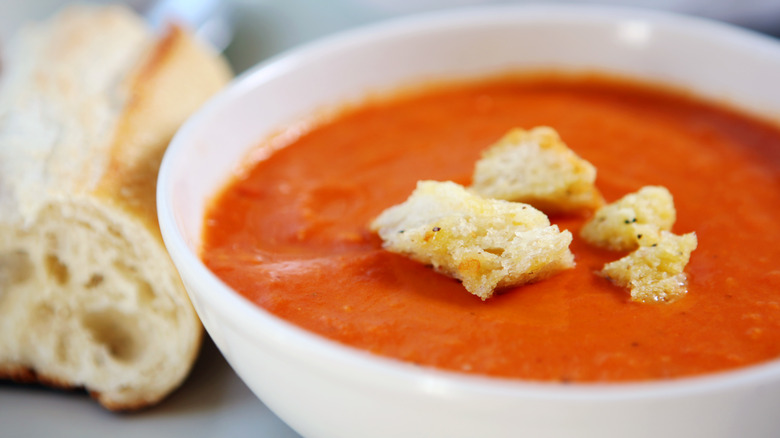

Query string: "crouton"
[470, 126, 603, 214]
[370, 180, 574, 300]
[580, 186, 676, 251]
[600, 231, 698, 303]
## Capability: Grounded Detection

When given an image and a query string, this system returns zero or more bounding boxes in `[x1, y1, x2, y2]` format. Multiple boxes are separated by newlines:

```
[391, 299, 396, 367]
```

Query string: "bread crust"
[0, 362, 163, 411]
[0, 5, 231, 410]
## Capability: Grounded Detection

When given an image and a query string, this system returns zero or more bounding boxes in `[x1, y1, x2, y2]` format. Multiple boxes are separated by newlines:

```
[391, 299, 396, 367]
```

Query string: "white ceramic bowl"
[158, 5, 780, 438]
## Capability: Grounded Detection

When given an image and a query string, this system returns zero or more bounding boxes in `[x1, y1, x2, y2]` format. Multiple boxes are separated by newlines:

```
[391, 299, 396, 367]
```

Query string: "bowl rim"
[158, 3, 780, 402]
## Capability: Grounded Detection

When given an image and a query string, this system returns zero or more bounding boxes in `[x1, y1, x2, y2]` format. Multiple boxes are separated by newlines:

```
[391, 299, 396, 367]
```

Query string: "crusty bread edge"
[0, 362, 166, 411]
[0, 13, 231, 411]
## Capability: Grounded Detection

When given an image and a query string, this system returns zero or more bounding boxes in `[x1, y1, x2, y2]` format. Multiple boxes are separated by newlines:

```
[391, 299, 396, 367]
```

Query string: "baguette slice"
[0, 5, 231, 410]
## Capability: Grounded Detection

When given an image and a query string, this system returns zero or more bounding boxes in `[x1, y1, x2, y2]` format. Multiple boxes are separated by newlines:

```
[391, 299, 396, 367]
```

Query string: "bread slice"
[470, 127, 603, 215]
[370, 181, 574, 300]
[0, 5, 231, 410]
[580, 186, 676, 251]
[600, 231, 698, 303]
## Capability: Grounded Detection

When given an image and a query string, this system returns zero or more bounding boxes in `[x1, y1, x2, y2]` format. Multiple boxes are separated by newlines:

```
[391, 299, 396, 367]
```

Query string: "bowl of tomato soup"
[158, 5, 780, 438]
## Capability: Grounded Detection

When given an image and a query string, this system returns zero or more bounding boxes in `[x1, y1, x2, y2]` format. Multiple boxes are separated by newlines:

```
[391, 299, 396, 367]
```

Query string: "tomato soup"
[202, 75, 780, 382]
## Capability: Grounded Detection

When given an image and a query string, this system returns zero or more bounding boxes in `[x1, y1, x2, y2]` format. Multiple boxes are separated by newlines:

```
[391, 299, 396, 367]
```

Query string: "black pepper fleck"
[432, 227, 441, 232]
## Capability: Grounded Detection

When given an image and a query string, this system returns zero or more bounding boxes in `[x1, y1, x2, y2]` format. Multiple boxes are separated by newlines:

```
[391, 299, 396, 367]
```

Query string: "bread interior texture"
[0, 5, 232, 410]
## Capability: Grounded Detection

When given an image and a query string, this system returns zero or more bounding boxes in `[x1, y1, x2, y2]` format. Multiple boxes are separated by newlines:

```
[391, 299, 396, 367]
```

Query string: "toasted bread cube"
[600, 231, 697, 303]
[580, 186, 676, 251]
[470, 126, 603, 214]
[370, 180, 574, 300]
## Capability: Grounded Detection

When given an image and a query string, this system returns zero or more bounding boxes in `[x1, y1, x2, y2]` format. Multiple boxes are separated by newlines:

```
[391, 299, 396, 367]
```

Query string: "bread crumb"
[600, 231, 698, 303]
[580, 186, 676, 251]
[470, 126, 603, 214]
[370, 180, 574, 300]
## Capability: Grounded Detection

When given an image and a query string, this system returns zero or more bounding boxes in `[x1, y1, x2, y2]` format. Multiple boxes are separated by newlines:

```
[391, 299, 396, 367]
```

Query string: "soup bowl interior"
[158, 5, 780, 438]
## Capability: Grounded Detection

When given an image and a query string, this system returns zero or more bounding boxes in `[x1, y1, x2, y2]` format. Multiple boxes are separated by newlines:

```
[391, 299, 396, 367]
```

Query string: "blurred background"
[3, 0, 780, 74]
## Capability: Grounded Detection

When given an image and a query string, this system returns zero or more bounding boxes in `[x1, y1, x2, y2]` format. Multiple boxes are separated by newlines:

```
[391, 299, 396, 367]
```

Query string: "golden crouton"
[370, 180, 575, 300]
[580, 186, 676, 251]
[470, 127, 603, 214]
[600, 231, 698, 303]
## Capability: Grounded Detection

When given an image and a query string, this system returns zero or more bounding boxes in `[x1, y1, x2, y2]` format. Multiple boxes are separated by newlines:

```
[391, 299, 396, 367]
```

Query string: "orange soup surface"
[203, 75, 780, 382]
